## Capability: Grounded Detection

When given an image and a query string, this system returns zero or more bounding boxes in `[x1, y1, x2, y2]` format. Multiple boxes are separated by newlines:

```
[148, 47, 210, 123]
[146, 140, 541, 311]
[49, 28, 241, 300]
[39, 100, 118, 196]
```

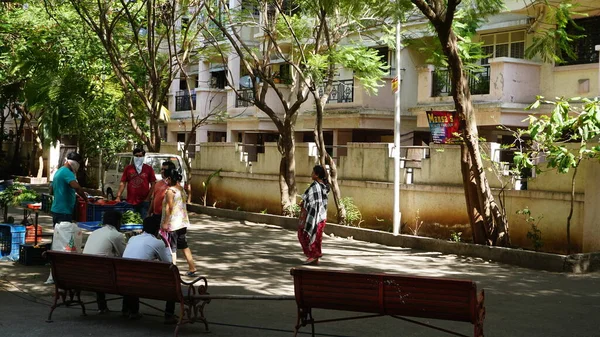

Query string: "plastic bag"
[52, 221, 83, 253]
[45, 222, 84, 284]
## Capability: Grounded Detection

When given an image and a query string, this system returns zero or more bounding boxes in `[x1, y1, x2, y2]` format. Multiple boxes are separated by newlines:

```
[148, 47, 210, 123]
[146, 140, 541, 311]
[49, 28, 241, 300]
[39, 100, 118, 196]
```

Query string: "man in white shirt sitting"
[121, 215, 175, 324]
[83, 210, 127, 313]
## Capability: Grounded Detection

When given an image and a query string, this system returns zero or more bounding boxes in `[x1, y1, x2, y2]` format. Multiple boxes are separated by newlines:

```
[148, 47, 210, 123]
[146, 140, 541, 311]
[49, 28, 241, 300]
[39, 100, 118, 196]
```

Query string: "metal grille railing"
[431, 66, 490, 97]
[175, 94, 196, 111]
[235, 89, 254, 107]
[319, 79, 354, 103]
[564, 16, 600, 66]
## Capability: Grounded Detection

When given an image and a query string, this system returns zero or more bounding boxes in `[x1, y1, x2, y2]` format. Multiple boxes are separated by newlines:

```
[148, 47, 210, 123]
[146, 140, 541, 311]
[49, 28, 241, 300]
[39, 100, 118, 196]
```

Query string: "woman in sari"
[298, 165, 330, 265]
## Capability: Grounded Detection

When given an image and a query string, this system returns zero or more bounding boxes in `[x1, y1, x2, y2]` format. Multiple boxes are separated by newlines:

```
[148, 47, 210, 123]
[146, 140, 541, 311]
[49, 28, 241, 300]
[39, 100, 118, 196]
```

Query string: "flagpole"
[392, 20, 402, 236]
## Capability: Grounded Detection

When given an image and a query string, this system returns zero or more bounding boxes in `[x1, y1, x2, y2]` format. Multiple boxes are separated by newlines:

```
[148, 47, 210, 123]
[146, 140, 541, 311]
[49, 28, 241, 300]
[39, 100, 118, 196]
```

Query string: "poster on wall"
[426, 110, 460, 144]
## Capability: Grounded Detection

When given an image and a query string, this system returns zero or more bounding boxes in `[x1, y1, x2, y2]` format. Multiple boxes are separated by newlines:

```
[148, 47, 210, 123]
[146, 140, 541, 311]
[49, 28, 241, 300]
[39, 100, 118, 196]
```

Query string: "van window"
[108, 157, 118, 170]
[117, 156, 131, 173]
[145, 156, 181, 175]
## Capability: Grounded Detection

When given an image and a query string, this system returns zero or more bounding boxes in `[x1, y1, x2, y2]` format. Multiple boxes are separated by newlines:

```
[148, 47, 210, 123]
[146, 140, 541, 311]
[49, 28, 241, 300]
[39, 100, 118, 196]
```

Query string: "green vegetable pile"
[1, 181, 39, 222]
[122, 210, 143, 224]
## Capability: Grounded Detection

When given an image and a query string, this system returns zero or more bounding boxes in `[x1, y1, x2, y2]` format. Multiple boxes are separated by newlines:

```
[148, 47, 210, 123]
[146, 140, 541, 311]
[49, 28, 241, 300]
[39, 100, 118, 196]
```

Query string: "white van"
[103, 152, 187, 200]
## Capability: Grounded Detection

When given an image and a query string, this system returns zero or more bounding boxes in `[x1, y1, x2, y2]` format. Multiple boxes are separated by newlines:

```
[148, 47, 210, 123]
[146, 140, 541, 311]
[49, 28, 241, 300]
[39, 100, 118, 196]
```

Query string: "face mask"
[67, 160, 80, 173]
[133, 157, 144, 173]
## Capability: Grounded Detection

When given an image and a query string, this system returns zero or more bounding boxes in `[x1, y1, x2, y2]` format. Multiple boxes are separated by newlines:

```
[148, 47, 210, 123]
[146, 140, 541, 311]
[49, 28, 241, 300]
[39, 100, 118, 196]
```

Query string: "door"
[104, 155, 131, 197]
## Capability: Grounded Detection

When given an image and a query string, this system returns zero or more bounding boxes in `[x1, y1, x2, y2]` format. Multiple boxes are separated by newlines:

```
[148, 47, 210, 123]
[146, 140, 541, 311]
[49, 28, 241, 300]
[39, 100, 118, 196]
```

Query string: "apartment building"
[165, 0, 600, 161]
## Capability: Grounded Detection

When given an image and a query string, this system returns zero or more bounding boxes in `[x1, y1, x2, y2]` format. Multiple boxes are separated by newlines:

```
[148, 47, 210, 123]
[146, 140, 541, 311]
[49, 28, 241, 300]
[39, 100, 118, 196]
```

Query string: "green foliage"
[288, 203, 301, 218]
[515, 97, 600, 175]
[340, 197, 363, 227]
[0, 2, 133, 169]
[450, 231, 463, 242]
[515, 96, 599, 253]
[516, 207, 544, 252]
[0, 182, 39, 207]
[525, 2, 586, 63]
[202, 169, 222, 207]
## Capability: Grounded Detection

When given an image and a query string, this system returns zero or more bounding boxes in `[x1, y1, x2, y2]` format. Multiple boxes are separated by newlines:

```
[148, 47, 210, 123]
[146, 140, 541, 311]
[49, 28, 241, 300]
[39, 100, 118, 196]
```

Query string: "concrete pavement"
[1, 207, 600, 337]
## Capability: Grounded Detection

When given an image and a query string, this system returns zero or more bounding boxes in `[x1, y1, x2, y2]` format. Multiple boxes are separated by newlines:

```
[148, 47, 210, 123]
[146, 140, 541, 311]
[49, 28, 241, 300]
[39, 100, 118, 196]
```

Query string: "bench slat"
[290, 267, 484, 336]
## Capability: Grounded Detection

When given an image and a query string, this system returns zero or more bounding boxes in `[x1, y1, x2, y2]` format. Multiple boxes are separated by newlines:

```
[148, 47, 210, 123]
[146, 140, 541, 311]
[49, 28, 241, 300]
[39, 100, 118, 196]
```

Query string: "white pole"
[393, 21, 402, 236]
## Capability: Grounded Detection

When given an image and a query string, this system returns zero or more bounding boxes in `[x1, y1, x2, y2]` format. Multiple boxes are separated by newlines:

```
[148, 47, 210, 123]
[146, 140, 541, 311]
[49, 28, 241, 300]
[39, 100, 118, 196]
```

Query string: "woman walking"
[298, 165, 330, 265]
[160, 167, 197, 276]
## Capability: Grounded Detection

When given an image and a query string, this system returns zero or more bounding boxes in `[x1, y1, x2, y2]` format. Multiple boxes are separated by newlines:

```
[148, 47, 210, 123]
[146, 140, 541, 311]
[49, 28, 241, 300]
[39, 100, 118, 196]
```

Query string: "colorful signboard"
[426, 110, 460, 144]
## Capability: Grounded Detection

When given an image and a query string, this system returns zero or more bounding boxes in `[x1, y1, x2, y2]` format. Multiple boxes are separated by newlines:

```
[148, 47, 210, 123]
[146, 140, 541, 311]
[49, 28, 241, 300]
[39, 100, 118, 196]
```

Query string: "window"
[117, 156, 131, 173]
[145, 156, 181, 175]
[179, 76, 198, 91]
[241, 0, 259, 16]
[278, 64, 291, 84]
[210, 70, 227, 89]
[481, 31, 525, 65]
[563, 16, 600, 66]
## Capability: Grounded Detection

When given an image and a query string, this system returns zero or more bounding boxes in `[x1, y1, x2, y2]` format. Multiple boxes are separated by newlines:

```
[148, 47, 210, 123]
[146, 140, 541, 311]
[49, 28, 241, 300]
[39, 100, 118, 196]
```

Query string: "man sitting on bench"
[121, 216, 177, 324]
[83, 210, 127, 313]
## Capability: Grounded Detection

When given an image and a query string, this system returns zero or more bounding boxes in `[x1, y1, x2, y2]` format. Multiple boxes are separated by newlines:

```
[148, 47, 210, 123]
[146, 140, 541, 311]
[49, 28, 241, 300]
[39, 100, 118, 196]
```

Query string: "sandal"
[303, 258, 319, 265]
[186, 271, 197, 276]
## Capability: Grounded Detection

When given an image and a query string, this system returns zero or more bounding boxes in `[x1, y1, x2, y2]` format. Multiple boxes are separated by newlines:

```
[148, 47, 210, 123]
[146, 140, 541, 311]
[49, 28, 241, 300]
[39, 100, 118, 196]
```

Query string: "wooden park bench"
[45, 250, 211, 337]
[290, 267, 485, 337]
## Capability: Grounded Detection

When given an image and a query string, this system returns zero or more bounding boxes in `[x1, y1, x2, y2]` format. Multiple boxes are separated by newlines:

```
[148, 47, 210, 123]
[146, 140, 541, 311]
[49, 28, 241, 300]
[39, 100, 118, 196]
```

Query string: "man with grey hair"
[49, 152, 86, 226]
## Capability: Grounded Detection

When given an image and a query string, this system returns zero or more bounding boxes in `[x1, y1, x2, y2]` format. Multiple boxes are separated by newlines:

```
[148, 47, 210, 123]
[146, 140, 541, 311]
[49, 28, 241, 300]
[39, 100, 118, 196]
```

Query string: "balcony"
[319, 79, 354, 104]
[417, 58, 542, 106]
[431, 66, 490, 97]
[413, 58, 543, 128]
[235, 89, 254, 108]
[175, 92, 196, 111]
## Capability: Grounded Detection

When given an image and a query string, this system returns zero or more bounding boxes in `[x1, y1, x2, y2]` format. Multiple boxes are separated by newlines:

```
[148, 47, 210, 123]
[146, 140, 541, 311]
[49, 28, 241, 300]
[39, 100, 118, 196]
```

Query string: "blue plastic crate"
[0, 224, 26, 261]
[122, 224, 143, 231]
[86, 202, 135, 222]
[77, 222, 142, 232]
[77, 221, 103, 231]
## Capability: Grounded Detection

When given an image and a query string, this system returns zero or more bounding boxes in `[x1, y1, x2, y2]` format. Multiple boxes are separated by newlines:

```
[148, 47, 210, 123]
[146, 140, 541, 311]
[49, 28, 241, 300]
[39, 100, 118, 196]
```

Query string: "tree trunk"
[443, 30, 510, 246]
[0, 109, 7, 157]
[566, 162, 579, 254]
[313, 126, 346, 225]
[313, 95, 346, 224]
[278, 129, 297, 216]
[30, 128, 44, 178]
[11, 105, 25, 175]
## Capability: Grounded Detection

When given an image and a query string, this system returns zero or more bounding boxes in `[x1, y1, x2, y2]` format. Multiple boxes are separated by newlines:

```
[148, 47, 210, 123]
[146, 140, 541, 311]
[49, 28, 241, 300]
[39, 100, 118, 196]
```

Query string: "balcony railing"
[319, 79, 354, 103]
[235, 89, 254, 107]
[175, 93, 196, 111]
[431, 66, 490, 97]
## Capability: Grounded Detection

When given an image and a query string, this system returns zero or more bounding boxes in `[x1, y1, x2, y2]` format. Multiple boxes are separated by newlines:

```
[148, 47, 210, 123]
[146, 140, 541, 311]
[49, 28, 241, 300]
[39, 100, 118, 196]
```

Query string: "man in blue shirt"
[50, 152, 86, 226]
[122, 216, 176, 324]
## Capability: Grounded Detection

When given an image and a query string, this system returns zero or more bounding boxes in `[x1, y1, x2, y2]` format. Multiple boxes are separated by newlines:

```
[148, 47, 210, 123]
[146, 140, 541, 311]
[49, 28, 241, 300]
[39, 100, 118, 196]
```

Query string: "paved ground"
[1, 205, 600, 337]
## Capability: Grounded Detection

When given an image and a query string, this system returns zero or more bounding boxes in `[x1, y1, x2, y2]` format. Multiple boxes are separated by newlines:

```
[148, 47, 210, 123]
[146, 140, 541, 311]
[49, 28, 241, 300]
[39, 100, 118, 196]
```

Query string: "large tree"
[0, 2, 134, 182]
[399, 0, 511, 245]
[203, 0, 390, 217]
[65, 0, 206, 152]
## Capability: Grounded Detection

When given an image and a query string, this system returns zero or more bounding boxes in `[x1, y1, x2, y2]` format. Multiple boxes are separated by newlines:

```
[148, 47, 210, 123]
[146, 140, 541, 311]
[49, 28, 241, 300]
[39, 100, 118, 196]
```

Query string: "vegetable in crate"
[122, 210, 143, 224]
[0, 181, 39, 222]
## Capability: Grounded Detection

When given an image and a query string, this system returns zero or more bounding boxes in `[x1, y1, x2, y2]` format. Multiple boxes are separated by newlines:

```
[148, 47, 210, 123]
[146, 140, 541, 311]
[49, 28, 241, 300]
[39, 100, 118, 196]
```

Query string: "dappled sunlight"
[3, 205, 600, 336]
